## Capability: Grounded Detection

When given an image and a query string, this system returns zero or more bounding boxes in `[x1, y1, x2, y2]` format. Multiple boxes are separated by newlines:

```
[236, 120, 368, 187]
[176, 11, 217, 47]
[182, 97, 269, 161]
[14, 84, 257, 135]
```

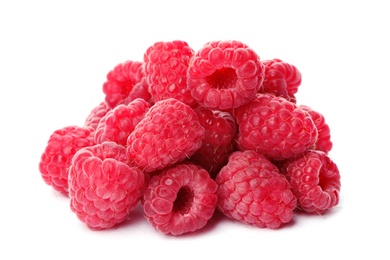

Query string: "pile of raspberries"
[39, 40, 341, 235]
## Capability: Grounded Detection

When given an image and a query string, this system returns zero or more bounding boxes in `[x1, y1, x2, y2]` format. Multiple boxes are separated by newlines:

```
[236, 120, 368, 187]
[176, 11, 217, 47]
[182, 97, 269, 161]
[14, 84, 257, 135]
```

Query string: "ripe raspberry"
[299, 105, 333, 153]
[187, 40, 264, 110]
[260, 59, 302, 103]
[38, 125, 95, 195]
[103, 60, 144, 108]
[68, 141, 145, 230]
[234, 93, 318, 161]
[280, 150, 341, 214]
[142, 163, 218, 235]
[127, 98, 205, 172]
[84, 101, 111, 130]
[94, 98, 151, 146]
[216, 150, 297, 229]
[144, 40, 196, 107]
[190, 107, 237, 178]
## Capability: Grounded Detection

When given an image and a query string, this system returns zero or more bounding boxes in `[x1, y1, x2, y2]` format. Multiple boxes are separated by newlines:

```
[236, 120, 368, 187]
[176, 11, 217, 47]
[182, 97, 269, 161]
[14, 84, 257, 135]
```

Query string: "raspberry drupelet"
[187, 40, 264, 110]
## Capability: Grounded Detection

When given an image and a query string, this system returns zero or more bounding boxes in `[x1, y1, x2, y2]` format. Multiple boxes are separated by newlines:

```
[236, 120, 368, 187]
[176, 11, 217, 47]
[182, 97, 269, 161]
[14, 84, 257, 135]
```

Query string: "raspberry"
[187, 40, 264, 110]
[144, 40, 196, 107]
[216, 150, 297, 229]
[68, 141, 145, 230]
[122, 77, 153, 105]
[142, 163, 218, 235]
[234, 93, 318, 161]
[94, 98, 151, 146]
[259, 59, 302, 103]
[280, 150, 340, 214]
[39, 125, 95, 195]
[189, 107, 237, 178]
[127, 98, 205, 172]
[103, 60, 144, 108]
[84, 101, 111, 130]
[299, 105, 333, 153]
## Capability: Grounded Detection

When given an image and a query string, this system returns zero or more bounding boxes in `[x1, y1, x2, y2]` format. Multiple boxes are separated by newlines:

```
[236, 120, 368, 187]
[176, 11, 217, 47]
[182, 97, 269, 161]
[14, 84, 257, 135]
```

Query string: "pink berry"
[127, 98, 205, 172]
[84, 101, 112, 130]
[142, 163, 218, 235]
[68, 141, 145, 230]
[280, 150, 341, 214]
[187, 40, 264, 110]
[39, 125, 95, 195]
[216, 150, 297, 229]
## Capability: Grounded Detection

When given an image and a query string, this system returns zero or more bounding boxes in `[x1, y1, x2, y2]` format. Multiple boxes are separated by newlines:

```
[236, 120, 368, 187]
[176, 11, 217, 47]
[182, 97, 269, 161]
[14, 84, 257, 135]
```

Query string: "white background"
[1, 0, 389, 259]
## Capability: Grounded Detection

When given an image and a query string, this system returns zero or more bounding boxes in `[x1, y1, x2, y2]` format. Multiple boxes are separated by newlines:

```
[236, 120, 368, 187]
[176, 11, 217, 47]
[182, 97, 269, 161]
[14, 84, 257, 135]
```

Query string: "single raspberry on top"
[144, 40, 196, 107]
[39, 125, 95, 195]
[190, 107, 237, 178]
[94, 98, 151, 146]
[103, 60, 144, 108]
[234, 93, 318, 161]
[216, 150, 297, 229]
[142, 163, 218, 235]
[68, 141, 145, 230]
[187, 40, 264, 110]
[299, 105, 333, 154]
[280, 150, 340, 214]
[126, 98, 205, 172]
[260, 59, 302, 103]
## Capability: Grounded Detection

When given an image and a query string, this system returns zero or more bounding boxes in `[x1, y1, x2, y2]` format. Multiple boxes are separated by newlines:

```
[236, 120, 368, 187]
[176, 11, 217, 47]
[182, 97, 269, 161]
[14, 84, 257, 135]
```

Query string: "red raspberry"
[142, 163, 218, 235]
[234, 93, 318, 161]
[68, 141, 145, 230]
[38, 125, 95, 195]
[280, 150, 341, 214]
[187, 40, 264, 110]
[190, 107, 237, 178]
[103, 60, 144, 108]
[299, 105, 333, 153]
[84, 101, 111, 130]
[122, 77, 153, 105]
[260, 59, 302, 103]
[144, 40, 196, 107]
[94, 98, 151, 146]
[127, 98, 205, 172]
[216, 150, 297, 229]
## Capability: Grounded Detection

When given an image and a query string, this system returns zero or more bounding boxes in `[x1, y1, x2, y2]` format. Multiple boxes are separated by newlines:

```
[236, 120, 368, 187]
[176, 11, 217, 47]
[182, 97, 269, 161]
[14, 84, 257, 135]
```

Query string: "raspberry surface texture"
[127, 98, 205, 172]
[39, 125, 95, 195]
[299, 105, 333, 153]
[190, 107, 237, 178]
[142, 163, 218, 235]
[280, 150, 340, 214]
[94, 98, 151, 146]
[187, 40, 264, 110]
[144, 40, 196, 107]
[260, 59, 302, 103]
[234, 93, 318, 161]
[68, 141, 145, 230]
[103, 60, 144, 108]
[84, 101, 112, 130]
[216, 150, 297, 229]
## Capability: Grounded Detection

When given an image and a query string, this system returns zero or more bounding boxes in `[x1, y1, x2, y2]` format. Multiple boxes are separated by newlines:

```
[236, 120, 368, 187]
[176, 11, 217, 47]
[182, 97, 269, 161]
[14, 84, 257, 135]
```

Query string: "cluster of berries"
[39, 40, 341, 235]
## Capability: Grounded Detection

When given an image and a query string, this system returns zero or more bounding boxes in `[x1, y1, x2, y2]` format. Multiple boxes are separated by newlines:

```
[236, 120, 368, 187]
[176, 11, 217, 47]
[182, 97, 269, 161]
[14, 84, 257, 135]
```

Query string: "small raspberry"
[190, 107, 237, 178]
[216, 150, 297, 229]
[94, 98, 151, 146]
[121, 77, 153, 105]
[260, 59, 302, 103]
[103, 60, 144, 108]
[142, 163, 218, 235]
[234, 93, 318, 161]
[84, 101, 111, 130]
[280, 150, 341, 214]
[144, 40, 196, 107]
[68, 141, 145, 230]
[127, 98, 205, 172]
[38, 125, 95, 195]
[299, 105, 333, 153]
[187, 40, 264, 110]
